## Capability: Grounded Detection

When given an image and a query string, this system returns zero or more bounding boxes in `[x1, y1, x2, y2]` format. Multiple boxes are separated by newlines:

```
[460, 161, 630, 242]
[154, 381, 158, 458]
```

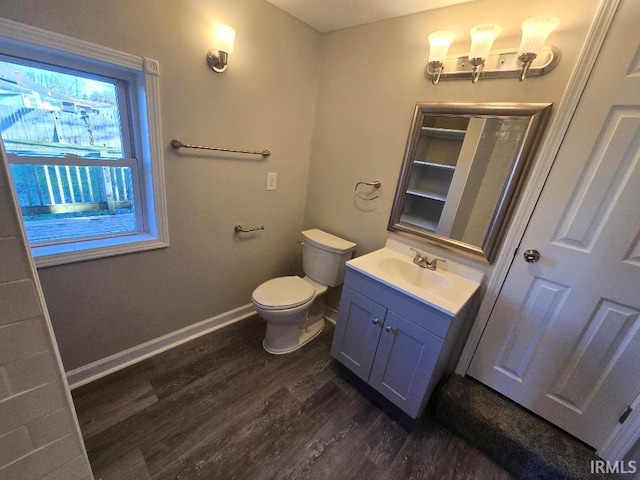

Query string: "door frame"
[454, 0, 639, 461]
[599, 392, 640, 461]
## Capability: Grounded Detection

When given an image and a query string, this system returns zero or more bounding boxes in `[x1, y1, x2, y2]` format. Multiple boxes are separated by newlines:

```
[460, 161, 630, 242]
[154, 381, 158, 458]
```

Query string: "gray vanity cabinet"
[330, 287, 387, 381]
[331, 268, 455, 419]
[368, 311, 443, 415]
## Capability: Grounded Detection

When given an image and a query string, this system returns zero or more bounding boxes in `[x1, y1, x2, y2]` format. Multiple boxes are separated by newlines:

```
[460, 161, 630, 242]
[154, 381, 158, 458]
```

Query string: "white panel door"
[469, 0, 640, 449]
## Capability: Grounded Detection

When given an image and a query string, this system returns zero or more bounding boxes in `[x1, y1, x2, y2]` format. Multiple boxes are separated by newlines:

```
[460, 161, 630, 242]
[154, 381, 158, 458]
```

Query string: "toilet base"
[263, 318, 325, 355]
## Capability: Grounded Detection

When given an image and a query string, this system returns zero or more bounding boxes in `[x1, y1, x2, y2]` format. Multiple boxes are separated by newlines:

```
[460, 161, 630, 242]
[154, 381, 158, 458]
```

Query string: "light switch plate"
[267, 172, 277, 191]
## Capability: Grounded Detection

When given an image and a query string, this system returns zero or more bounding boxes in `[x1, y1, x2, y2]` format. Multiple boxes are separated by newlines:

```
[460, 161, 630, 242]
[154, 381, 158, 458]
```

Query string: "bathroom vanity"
[331, 240, 482, 419]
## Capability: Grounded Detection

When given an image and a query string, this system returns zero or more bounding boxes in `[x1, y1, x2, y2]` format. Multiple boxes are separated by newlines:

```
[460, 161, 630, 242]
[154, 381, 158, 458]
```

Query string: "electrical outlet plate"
[267, 172, 277, 191]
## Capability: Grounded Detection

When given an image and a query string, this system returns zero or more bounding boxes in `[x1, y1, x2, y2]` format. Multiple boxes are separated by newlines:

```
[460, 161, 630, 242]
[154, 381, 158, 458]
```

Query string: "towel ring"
[355, 180, 382, 201]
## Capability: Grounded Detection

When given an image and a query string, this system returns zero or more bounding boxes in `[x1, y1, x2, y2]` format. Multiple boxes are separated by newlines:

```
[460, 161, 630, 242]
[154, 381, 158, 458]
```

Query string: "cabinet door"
[369, 311, 443, 417]
[331, 287, 387, 381]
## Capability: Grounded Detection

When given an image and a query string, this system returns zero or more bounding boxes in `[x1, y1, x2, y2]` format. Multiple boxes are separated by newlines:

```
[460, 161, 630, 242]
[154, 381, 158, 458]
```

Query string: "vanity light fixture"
[468, 24, 502, 83]
[207, 23, 235, 73]
[427, 31, 455, 84]
[518, 16, 560, 81]
[425, 16, 559, 84]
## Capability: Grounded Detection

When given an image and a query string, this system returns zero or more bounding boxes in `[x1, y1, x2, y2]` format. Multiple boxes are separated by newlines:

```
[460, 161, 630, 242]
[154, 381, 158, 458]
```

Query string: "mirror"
[388, 102, 552, 262]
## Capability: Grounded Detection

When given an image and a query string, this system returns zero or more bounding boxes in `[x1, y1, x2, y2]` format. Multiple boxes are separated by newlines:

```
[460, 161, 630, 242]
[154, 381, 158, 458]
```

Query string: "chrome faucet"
[410, 248, 446, 271]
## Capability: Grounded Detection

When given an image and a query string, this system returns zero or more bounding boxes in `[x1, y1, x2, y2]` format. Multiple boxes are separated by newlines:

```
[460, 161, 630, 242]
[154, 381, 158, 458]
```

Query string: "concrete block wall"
[0, 146, 92, 479]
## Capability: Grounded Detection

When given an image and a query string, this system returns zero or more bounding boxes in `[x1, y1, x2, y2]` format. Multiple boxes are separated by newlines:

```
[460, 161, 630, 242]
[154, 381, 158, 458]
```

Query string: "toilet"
[251, 229, 356, 354]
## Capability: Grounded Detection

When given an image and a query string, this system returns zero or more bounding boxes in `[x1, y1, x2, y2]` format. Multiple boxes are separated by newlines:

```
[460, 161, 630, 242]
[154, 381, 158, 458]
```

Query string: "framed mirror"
[388, 102, 552, 262]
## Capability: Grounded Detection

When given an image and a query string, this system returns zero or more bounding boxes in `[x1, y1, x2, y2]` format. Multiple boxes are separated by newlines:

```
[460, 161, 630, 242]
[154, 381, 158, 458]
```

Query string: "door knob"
[372, 318, 381, 325]
[385, 326, 398, 335]
[523, 249, 541, 263]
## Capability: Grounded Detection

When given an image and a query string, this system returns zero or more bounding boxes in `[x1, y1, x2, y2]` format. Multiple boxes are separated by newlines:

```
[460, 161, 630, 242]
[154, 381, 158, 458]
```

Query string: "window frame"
[0, 17, 169, 267]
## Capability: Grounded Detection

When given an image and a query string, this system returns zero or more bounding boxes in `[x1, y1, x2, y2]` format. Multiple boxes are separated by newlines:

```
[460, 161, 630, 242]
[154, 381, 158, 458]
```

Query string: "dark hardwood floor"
[72, 316, 512, 480]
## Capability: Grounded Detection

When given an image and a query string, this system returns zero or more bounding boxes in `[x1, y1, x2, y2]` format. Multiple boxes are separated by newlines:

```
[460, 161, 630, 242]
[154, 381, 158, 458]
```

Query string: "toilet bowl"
[251, 229, 356, 354]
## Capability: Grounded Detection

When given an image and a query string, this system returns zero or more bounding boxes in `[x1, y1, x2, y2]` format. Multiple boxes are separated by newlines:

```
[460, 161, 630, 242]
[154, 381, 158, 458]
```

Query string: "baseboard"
[324, 305, 338, 325]
[66, 304, 256, 390]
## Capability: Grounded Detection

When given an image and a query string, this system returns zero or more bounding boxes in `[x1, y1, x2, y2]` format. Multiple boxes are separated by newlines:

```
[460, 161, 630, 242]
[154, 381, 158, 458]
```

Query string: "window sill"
[33, 233, 169, 268]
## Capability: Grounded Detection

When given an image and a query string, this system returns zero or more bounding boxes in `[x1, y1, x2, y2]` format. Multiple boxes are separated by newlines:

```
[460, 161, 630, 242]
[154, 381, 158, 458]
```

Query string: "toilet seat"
[252, 276, 315, 311]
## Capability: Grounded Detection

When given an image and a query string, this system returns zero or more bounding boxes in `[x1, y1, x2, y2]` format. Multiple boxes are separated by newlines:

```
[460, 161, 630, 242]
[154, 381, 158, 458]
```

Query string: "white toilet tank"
[302, 229, 356, 287]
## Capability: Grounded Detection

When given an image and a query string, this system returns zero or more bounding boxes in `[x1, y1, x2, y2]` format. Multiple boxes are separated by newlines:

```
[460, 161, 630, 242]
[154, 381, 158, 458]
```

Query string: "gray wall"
[0, 0, 321, 370]
[303, 0, 600, 276]
[0, 146, 91, 478]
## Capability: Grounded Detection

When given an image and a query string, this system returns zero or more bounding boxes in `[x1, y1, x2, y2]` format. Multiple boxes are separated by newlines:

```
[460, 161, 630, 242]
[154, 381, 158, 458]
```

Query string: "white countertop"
[346, 244, 482, 316]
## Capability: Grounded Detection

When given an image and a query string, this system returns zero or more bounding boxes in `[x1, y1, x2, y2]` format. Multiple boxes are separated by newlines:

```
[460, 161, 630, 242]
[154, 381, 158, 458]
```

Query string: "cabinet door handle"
[385, 326, 398, 335]
[372, 318, 381, 325]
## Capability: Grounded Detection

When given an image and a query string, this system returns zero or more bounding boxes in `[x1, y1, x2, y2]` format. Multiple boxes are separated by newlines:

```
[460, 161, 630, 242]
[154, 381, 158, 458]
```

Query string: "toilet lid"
[252, 276, 315, 310]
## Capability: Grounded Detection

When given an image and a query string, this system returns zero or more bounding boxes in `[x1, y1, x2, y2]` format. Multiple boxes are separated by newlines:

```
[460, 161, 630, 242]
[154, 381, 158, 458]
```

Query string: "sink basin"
[377, 257, 450, 290]
[345, 245, 481, 315]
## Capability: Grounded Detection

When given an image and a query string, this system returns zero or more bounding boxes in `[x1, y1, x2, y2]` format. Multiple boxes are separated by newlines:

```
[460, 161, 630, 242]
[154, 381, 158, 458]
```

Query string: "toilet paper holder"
[234, 225, 265, 233]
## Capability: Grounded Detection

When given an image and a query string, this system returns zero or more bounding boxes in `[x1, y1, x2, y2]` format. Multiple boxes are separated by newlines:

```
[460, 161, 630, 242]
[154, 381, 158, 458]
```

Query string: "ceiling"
[264, 0, 476, 33]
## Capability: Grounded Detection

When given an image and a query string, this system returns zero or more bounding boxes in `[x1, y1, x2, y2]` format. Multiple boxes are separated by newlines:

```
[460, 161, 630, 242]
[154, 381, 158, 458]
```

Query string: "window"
[0, 18, 168, 267]
[2, 60, 139, 243]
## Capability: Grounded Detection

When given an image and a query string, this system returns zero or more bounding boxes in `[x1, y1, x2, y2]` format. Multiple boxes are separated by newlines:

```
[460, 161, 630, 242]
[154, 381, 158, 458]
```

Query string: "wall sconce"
[468, 24, 502, 83]
[207, 23, 235, 73]
[425, 16, 559, 84]
[428, 31, 455, 85]
[518, 16, 560, 81]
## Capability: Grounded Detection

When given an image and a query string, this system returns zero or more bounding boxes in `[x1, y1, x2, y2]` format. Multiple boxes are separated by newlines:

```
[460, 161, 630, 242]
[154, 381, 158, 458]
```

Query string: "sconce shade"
[518, 16, 559, 56]
[208, 23, 235, 73]
[213, 23, 235, 54]
[468, 24, 502, 60]
[428, 31, 455, 63]
[213, 23, 236, 53]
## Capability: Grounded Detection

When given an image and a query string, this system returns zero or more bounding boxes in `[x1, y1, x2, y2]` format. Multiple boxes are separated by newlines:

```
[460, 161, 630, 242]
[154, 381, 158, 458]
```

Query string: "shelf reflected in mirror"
[388, 103, 552, 262]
